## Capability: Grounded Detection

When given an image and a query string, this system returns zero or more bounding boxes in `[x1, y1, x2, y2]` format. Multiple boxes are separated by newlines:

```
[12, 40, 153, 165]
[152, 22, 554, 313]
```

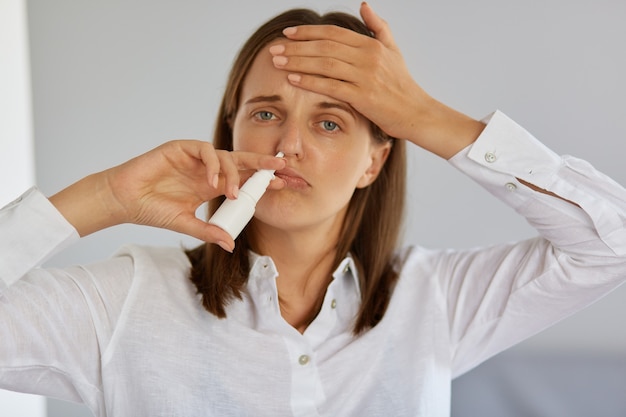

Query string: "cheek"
[231, 119, 246, 152]
[325, 148, 372, 185]
[232, 118, 276, 153]
[231, 113, 255, 152]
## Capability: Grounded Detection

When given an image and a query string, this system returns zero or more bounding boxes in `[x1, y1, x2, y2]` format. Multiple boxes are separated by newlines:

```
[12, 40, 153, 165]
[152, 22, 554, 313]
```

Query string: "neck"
[248, 219, 344, 332]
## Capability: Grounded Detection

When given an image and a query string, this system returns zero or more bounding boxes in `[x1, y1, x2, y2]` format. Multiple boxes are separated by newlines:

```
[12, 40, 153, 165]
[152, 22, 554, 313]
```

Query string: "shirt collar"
[247, 251, 360, 294]
[331, 255, 361, 298]
[245, 251, 361, 338]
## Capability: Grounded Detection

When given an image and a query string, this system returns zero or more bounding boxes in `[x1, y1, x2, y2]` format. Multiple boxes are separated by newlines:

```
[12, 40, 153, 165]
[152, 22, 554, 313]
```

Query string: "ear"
[356, 141, 392, 189]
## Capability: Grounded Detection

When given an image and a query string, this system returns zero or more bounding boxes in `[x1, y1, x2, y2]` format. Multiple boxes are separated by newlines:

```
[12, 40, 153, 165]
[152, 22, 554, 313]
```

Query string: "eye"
[254, 111, 276, 121]
[321, 120, 340, 132]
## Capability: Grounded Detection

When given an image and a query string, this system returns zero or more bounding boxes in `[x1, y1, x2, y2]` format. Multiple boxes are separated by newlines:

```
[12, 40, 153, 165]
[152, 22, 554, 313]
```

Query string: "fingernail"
[283, 27, 297, 36]
[231, 185, 239, 199]
[217, 241, 233, 253]
[269, 44, 285, 55]
[287, 73, 301, 83]
[272, 56, 288, 67]
[211, 174, 219, 189]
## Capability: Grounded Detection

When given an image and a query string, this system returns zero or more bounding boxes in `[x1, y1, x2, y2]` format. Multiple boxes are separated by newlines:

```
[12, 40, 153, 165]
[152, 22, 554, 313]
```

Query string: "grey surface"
[23, 0, 626, 415]
[452, 349, 626, 417]
[47, 399, 92, 417]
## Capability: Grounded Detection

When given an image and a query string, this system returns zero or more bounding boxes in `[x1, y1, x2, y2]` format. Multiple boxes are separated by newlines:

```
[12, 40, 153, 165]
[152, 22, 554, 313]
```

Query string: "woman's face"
[232, 40, 389, 237]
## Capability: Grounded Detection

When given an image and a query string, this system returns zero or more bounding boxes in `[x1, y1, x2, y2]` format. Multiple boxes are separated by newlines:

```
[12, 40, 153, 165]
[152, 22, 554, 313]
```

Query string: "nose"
[277, 120, 303, 159]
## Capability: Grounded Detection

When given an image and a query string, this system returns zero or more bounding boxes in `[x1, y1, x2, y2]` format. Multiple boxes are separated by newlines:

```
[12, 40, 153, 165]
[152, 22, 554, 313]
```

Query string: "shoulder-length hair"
[186, 8, 406, 334]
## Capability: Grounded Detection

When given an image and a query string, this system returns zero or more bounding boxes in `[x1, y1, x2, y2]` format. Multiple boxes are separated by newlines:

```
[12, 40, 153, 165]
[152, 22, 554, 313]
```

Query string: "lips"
[275, 167, 310, 190]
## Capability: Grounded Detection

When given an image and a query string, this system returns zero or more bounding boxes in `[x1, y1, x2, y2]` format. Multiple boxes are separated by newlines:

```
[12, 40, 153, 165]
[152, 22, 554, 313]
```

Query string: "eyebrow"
[244, 95, 282, 105]
[243, 95, 357, 120]
[316, 101, 357, 121]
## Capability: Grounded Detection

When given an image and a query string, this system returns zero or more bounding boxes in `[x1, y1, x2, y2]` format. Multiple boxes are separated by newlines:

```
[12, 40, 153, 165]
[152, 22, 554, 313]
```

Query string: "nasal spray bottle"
[208, 152, 284, 240]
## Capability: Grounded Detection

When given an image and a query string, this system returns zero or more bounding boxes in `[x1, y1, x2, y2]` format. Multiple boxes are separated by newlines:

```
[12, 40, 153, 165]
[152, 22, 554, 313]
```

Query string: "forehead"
[241, 41, 287, 94]
[240, 40, 360, 115]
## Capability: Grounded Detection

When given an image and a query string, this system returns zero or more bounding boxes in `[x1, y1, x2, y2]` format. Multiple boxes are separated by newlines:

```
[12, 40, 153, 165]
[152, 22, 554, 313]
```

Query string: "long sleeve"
[0, 188, 133, 414]
[0, 187, 78, 289]
[444, 110, 626, 376]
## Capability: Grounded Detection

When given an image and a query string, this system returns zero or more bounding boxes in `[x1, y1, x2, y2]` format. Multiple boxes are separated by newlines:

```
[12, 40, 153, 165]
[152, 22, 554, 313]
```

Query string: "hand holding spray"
[208, 152, 284, 240]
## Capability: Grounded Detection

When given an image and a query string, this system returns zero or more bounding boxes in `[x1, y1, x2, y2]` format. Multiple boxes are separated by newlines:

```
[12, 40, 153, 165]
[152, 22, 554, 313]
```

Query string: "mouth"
[275, 167, 310, 190]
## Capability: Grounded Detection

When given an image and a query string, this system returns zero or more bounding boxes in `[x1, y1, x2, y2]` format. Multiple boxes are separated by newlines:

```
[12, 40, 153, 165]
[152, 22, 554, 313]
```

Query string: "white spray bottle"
[208, 152, 284, 240]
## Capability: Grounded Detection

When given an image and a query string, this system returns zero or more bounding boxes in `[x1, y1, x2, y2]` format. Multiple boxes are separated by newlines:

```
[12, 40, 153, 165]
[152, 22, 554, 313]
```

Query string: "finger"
[197, 141, 220, 189]
[230, 151, 286, 172]
[219, 151, 286, 198]
[268, 177, 286, 190]
[270, 39, 357, 62]
[174, 215, 235, 251]
[215, 151, 241, 199]
[272, 54, 357, 83]
[282, 24, 365, 47]
[172, 140, 220, 194]
[286, 73, 357, 104]
[360, 2, 397, 50]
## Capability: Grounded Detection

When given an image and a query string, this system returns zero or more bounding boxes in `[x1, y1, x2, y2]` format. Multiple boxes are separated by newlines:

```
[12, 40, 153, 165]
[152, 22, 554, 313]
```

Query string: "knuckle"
[327, 25, 343, 37]
[321, 57, 336, 71]
[370, 41, 385, 58]
[287, 40, 301, 54]
[319, 39, 335, 54]
[363, 88, 377, 105]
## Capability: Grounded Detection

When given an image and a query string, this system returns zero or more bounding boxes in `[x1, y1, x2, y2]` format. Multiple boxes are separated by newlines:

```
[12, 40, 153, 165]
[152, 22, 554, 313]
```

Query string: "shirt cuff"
[448, 110, 562, 210]
[455, 110, 563, 186]
[449, 110, 626, 256]
[0, 187, 79, 288]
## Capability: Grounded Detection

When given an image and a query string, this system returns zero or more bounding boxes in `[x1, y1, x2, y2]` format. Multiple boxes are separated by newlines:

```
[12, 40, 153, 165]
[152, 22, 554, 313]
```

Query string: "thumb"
[176, 215, 235, 251]
[360, 2, 396, 48]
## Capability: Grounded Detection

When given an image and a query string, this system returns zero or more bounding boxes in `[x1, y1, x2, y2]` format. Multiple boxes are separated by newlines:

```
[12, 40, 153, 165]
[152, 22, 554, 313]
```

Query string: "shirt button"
[484, 152, 497, 163]
[298, 355, 310, 366]
[331, 299, 337, 309]
[343, 264, 350, 274]
[505, 182, 517, 192]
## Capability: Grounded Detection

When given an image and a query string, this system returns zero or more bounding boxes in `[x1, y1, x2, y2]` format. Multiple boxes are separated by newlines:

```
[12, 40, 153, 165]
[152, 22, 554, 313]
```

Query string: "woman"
[1, 3, 625, 416]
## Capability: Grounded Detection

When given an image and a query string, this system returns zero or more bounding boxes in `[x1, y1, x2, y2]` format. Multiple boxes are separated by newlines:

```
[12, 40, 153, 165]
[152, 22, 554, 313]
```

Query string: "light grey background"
[23, 0, 626, 415]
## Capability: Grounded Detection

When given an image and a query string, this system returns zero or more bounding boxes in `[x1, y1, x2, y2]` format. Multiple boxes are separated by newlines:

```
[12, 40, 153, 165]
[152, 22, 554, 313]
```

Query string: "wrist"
[408, 99, 485, 159]
[49, 171, 126, 237]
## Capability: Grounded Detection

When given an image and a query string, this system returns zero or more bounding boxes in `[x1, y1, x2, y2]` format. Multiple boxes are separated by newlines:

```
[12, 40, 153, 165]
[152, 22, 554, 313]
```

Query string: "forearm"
[404, 95, 486, 159]
[49, 170, 126, 238]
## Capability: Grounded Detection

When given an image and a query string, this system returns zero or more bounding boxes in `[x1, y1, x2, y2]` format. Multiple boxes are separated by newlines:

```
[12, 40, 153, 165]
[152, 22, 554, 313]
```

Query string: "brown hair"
[186, 8, 406, 334]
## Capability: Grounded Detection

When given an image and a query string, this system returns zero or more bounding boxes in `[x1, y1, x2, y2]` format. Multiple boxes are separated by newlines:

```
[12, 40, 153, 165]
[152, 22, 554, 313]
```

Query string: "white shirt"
[1, 111, 625, 417]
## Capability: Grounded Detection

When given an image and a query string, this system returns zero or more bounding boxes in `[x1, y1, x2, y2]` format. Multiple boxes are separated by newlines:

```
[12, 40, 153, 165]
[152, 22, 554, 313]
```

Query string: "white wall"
[1, 0, 35, 206]
[20, 0, 626, 414]
[0, 0, 46, 415]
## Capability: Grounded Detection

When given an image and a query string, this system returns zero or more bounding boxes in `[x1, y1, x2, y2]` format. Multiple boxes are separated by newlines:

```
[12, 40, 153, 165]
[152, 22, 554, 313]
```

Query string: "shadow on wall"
[47, 349, 626, 416]
[451, 350, 626, 417]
